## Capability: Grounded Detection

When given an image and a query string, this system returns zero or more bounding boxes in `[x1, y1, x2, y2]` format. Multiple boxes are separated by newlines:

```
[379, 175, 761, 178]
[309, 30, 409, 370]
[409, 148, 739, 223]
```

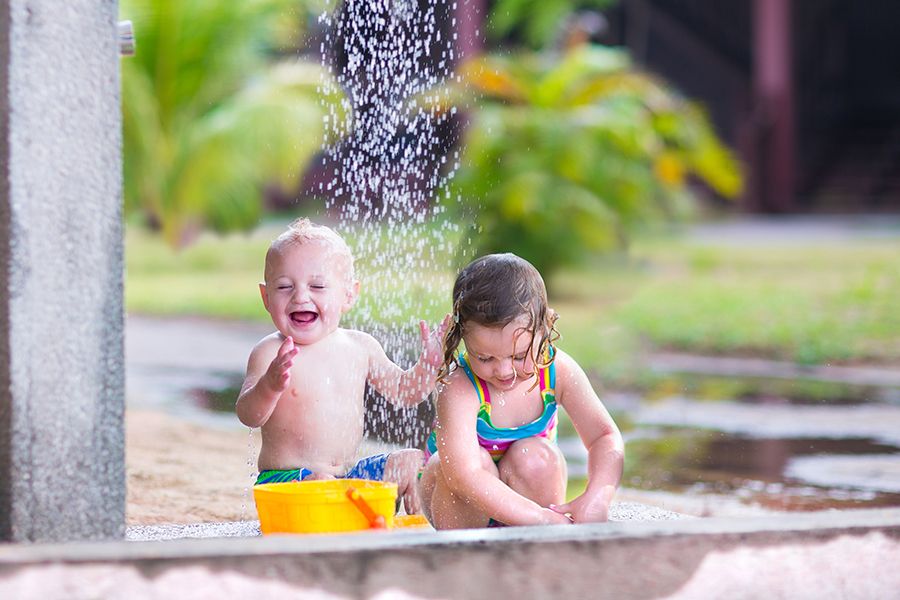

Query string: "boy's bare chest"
[273, 344, 369, 416]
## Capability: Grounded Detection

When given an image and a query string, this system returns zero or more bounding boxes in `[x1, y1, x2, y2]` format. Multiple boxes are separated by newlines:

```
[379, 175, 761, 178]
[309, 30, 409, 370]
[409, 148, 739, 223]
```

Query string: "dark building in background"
[607, 0, 900, 213]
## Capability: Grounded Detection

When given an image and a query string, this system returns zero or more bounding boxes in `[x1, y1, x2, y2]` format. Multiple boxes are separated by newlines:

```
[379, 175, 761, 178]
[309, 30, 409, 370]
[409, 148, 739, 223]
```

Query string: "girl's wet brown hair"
[438, 253, 559, 383]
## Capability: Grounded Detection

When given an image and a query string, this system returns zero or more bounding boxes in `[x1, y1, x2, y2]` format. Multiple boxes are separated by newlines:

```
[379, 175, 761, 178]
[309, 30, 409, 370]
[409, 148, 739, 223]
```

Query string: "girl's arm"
[436, 375, 572, 526]
[552, 349, 624, 523]
[363, 317, 449, 407]
[235, 335, 297, 427]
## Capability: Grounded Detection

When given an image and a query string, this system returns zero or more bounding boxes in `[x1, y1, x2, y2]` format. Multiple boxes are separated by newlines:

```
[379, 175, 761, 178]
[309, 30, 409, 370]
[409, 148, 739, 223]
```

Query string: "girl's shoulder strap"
[539, 345, 557, 394]
[459, 352, 491, 405]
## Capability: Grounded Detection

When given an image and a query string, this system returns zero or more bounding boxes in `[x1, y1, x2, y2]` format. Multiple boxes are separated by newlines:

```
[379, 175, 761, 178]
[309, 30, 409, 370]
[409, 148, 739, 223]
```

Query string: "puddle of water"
[564, 389, 900, 512]
[128, 365, 246, 429]
[190, 378, 244, 414]
[619, 428, 900, 511]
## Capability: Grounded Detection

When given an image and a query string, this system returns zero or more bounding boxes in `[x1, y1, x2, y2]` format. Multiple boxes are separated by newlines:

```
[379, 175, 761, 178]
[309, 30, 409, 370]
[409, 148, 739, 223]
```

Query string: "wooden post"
[454, 0, 484, 63]
[753, 0, 796, 212]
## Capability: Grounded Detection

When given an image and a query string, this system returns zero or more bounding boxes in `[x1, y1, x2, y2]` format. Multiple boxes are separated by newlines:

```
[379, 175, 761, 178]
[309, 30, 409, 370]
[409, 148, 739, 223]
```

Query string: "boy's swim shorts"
[254, 453, 388, 485]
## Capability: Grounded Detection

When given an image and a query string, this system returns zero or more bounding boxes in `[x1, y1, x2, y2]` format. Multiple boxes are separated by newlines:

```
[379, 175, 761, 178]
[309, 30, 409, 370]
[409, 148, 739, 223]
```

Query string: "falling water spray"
[317, 0, 465, 446]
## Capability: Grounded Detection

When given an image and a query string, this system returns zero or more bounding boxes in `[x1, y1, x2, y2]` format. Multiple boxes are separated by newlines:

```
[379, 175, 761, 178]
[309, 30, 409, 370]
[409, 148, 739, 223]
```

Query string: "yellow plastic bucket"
[253, 479, 397, 534]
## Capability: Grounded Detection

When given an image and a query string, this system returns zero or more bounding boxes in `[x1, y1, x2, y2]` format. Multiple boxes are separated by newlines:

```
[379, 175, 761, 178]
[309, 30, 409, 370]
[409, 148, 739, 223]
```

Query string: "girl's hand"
[550, 485, 616, 524]
[419, 314, 451, 370]
[264, 336, 297, 395]
[541, 506, 575, 525]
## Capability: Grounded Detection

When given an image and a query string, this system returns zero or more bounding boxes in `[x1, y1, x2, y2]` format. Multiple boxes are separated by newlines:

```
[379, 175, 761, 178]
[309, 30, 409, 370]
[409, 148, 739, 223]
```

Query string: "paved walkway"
[127, 314, 269, 374]
[686, 214, 900, 244]
[125, 314, 900, 426]
[649, 352, 900, 388]
[126, 315, 269, 426]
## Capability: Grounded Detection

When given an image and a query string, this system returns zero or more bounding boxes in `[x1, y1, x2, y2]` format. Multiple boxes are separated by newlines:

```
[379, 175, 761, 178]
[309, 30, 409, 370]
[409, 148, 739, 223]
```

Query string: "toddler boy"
[237, 218, 446, 513]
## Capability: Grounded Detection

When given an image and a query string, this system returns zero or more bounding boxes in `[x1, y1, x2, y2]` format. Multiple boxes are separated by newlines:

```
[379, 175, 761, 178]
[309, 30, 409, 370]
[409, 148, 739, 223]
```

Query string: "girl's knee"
[418, 454, 442, 521]
[417, 454, 441, 496]
[499, 438, 565, 482]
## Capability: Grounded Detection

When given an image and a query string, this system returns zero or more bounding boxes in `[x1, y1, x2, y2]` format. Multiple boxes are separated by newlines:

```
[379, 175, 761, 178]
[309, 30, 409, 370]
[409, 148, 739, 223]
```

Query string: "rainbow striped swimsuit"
[426, 351, 558, 462]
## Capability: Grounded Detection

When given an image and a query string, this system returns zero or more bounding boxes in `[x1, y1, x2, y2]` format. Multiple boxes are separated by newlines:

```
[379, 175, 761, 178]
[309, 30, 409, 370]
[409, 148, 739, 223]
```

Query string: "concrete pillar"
[0, 0, 124, 541]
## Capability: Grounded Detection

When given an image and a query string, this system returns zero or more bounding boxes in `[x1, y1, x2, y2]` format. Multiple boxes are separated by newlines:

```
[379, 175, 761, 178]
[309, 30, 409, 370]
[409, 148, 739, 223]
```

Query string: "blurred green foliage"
[120, 0, 341, 247]
[448, 46, 743, 278]
[489, 0, 615, 49]
[120, 1, 741, 272]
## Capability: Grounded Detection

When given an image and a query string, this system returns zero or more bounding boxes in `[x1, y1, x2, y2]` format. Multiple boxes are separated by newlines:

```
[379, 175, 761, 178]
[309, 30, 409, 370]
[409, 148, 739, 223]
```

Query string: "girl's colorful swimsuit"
[426, 351, 558, 462]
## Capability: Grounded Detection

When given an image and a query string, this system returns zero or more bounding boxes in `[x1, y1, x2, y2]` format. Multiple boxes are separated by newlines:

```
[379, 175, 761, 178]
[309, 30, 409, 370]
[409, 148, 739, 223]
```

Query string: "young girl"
[419, 253, 624, 528]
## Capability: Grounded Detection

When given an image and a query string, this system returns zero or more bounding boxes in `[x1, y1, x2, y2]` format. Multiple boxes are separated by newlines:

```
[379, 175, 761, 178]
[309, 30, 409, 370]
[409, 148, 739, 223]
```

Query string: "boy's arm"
[550, 349, 624, 523]
[362, 316, 449, 407]
[235, 335, 297, 427]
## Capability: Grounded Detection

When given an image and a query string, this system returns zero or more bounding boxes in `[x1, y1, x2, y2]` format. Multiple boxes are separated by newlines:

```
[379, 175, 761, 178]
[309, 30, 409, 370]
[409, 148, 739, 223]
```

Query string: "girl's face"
[462, 315, 540, 390]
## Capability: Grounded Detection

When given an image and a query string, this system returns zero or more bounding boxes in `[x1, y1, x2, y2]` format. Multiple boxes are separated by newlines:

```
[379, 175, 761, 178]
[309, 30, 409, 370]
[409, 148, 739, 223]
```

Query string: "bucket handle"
[345, 487, 387, 529]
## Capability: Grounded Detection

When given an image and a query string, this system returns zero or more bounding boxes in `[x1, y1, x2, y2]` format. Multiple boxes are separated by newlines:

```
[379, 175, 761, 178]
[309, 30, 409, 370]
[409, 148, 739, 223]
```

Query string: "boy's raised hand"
[264, 336, 297, 395]
[419, 314, 451, 370]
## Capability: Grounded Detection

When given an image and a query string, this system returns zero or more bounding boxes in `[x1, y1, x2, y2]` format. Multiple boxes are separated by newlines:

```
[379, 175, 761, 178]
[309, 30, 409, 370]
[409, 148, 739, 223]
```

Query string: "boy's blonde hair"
[265, 218, 355, 282]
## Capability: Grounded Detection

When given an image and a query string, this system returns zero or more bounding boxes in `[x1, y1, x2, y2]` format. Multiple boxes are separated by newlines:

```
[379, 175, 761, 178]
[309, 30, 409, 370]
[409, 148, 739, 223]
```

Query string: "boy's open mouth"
[290, 311, 318, 325]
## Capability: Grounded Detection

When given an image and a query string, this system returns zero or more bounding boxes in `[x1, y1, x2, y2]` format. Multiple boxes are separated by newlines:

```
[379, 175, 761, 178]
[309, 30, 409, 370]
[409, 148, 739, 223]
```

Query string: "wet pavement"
[632, 397, 900, 446]
[126, 315, 269, 427]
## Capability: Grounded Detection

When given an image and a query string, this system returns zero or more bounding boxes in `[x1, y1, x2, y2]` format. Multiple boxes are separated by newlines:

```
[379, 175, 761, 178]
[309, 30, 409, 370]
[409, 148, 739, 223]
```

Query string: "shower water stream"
[317, 0, 465, 446]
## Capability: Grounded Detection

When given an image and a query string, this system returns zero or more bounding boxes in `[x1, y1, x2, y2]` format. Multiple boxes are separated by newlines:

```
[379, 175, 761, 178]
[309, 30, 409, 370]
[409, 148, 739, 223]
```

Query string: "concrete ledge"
[1, 509, 899, 599]
[121, 502, 689, 542]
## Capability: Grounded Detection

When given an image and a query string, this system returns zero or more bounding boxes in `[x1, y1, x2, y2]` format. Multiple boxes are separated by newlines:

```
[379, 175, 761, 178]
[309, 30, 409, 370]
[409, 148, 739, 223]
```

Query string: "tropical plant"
[120, 0, 341, 246]
[448, 45, 743, 278]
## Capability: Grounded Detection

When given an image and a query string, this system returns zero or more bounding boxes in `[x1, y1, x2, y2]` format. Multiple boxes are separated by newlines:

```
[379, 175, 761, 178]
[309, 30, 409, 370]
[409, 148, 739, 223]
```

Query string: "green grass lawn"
[126, 223, 900, 383]
[126, 226, 272, 321]
[125, 221, 454, 327]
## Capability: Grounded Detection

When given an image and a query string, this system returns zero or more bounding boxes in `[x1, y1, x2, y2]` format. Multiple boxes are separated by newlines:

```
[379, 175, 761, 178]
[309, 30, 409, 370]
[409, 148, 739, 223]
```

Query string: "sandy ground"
[125, 408, 400, 526]
[123, 407, 725, 526]
[126, 409, 260, 525]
